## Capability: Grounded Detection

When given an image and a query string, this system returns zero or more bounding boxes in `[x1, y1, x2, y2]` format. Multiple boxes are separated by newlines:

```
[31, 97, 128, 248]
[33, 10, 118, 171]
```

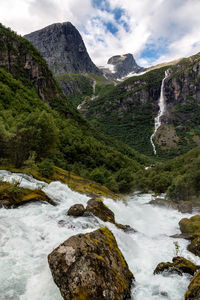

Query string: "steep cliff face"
[24, 22, 101, 75]
[0, 23, 64, 106]
[82, 53, 200, 158]
[82, 67, 167, 156]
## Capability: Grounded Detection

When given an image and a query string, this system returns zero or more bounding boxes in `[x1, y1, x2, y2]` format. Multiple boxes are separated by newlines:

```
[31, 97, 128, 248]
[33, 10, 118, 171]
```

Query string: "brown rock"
[188, 237, 200, 257]
[154, 256, 198, 276]
[67, 204, 85, 217]
[149, 198, 177, 209]
[86, 198, 115, 223]
[178, 201, 192, 213]
[48, 227, 134, 300]
[185, 269, 200, 299]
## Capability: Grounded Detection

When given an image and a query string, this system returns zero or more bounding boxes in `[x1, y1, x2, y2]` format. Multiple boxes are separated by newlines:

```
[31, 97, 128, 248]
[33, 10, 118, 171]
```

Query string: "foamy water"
[0, 170, 198, 300]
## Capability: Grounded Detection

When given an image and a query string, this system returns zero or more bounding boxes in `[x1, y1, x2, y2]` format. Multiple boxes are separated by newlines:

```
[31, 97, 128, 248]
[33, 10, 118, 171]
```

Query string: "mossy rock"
[185, 269, 200, 299]
[86, 198, 115, 223]
[48, 227, 134, 300]
[188, 237, 200, 257]
[67, 204, 85, 217]
[0, 181, 53, 207]
[179, 215, 200, 237]
[154, 256, 198, 276]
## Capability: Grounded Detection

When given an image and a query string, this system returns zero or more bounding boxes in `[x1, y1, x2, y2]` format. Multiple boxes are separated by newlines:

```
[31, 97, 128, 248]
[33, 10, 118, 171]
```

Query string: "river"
[0, 170, 198, 299]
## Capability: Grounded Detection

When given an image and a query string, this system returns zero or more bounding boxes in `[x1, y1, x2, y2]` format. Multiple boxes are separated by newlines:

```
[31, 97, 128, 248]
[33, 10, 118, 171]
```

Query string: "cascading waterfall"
[150, 70, 170, 155]
[0, 170, 198, 300]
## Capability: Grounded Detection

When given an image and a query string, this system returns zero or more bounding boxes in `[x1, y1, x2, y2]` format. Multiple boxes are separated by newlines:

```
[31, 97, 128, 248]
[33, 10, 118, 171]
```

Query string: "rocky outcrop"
[178, 201, 192, 213]
[48, 227, 134, 300]
[153, 256, 198, 276]
[149, 198, 177, 209]
[0, 23, 64, 105]
[185, 269, 200, 299]
[67, 204, 85, 217]
[24, 22, 101, 75]
[100, 54, 145, 79]
[0, 181, 53, 208]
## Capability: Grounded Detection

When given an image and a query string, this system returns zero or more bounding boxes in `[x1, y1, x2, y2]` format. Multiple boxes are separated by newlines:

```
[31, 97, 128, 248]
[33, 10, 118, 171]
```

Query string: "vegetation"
[0, 23, 152, 194]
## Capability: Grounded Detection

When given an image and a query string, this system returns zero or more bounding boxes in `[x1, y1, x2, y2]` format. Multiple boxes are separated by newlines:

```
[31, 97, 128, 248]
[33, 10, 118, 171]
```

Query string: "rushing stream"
[0, 170, 199, 300]
[150, 70, 170, 155]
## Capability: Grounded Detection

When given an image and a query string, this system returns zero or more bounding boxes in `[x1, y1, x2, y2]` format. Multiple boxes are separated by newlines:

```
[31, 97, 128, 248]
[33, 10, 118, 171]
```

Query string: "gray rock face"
[101, 53, 145, 79]
[48, 227, 134, 300]
[24, 22, 101, 75]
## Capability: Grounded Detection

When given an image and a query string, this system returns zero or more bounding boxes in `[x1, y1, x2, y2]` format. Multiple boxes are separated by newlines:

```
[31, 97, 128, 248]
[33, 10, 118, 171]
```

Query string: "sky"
[1, 0, 200, 67]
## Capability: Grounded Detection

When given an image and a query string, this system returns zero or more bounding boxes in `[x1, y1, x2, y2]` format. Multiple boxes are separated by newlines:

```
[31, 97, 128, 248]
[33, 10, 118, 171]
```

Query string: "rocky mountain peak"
[24, 22, 101, 75]
[100, 53, 146, 79]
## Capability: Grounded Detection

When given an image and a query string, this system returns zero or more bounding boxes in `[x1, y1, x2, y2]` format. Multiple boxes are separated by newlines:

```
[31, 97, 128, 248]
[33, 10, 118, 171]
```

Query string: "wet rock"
[179, 215, 200, 238]
[185, 269, 200, 299]
[149, 198, 177, 209]
[170, 233, 194, 240]
[188, 237, 200, 257]
[86, 198, 115, 223]
[0, 181, 53, 208]
[85, 198, 136, 233]
[154, 257, 198, 276]
[67, 204, 85, 217]
[116, 223, 136, 233]
[178, 201, 192, 213]
[48, 227, 134, 300]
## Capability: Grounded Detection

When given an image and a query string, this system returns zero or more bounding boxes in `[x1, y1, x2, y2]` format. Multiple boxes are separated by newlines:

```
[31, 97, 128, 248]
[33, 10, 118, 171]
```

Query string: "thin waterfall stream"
[0, 170, 198, 300]
[150, 70, 170, 155]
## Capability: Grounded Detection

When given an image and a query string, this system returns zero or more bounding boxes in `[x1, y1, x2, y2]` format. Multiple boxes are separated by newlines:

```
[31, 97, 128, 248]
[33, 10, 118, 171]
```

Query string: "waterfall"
[150, 70, 170, 155]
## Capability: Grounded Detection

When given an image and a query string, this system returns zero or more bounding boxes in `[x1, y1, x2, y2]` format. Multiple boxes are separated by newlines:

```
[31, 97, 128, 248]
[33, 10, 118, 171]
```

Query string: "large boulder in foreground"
[188, 237, 200, 257]
[185, 269, 200, 299]
[48, 227, 134, 300]
[154, 256, 198, 276]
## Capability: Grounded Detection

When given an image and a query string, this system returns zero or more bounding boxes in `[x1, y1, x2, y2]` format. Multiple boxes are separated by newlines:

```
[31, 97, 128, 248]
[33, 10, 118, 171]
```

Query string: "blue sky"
[1, 0, 200, 67]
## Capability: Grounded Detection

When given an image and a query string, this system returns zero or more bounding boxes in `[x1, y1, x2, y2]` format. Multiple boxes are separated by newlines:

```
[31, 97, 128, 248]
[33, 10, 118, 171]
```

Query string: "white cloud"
[0, 0, 200, 67]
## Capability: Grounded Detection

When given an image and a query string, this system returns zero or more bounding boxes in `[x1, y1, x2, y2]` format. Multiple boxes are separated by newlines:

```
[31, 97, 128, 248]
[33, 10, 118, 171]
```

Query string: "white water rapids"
[0, 170, 199, 300]
[150, 70, 170, 155]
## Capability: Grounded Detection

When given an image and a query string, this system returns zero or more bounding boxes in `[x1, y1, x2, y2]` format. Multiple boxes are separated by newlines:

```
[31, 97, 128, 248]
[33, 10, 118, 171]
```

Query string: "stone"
[116, 223, 136, 233]
[185, 269, 200, 299]
[48, 227, 134, 300]
[178, 201, 192, 213]
[188, 237, 200, 257]
[67, 204, 85, 217]
[149, 198, 177, 209]
[24, 22, 101, 75]
[179, 215, 200, 237]
[154, 256, 198, 276]
[86, 198, 115, 223]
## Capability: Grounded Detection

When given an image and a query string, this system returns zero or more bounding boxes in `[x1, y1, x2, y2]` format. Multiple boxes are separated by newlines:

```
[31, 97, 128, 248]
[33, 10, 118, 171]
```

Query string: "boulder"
[149, 198, 177, 209]
[188, 237, 200, 257]
[48, 227, 134, 300]
[86, 198, 115, 223]
[178, 201, 192, 213]
[179, 215, 200, 238]
[85, 198, 136, 233]
[185, 269, 200, 299]
[154, 257, 198, 276]
[67, 204, 85, 217]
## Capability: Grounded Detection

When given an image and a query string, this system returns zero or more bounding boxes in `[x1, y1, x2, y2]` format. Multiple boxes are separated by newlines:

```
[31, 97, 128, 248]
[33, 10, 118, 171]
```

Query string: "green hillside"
[0, 23, 149, 193]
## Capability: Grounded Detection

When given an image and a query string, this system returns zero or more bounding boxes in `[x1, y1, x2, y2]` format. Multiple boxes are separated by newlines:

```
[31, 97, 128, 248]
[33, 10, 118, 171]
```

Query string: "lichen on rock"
[153, 256, 198, 276]
[48, 227, 134, 300]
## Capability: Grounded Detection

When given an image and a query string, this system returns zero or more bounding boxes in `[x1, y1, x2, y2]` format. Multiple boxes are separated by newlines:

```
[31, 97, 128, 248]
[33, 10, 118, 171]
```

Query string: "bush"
[39, 159, 55, 178]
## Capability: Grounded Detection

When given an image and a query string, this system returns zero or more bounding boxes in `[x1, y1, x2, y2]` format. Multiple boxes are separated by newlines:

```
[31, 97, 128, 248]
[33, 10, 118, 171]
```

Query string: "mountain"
[99, 53, 145, 79]
[24, 22, 101, 75]
[81, 52, 200, 158]
[0, 22, 149, 193]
